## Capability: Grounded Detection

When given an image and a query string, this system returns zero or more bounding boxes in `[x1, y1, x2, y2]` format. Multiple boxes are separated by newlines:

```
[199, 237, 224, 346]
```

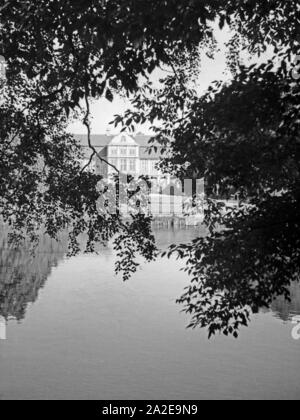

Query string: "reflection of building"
[0, 230, 67, 321]
[76, 133, 164, 179]
[0, 228, 114, 322]
[271, 282, 300, 322]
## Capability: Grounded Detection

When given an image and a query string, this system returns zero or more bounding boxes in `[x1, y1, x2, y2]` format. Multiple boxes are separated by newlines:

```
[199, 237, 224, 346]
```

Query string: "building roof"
[139, 146, 160, 159]
[109, 133, 139, 146]
[75, 134, 114, 148]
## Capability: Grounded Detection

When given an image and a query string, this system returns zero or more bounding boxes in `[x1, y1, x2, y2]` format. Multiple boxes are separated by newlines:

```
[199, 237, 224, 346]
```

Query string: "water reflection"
[0, 227, 300, 400]
[271, 282, 300, 322]
[1, 227, 300, 324]
[0, 228, 201, 323]
[0, 231, 66, 321]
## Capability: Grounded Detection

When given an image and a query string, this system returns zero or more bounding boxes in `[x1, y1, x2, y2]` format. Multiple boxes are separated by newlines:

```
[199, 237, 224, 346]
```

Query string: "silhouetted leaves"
[0, 0, 299, 337]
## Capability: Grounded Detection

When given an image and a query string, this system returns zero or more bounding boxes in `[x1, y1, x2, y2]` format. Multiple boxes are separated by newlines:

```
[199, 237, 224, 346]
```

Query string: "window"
[129, 159, 136, 172]
[120, 159, 127, 172]
[110, 158, 118, 170]
[129, 147, 137, 156]
[96, 161, 104, 175]
[110, 147, 118, 156]
[140, 160, 148, 174]
[150, 160, 157, 175]
[121, 135, 127, 143]
[120, 147, 127, 156]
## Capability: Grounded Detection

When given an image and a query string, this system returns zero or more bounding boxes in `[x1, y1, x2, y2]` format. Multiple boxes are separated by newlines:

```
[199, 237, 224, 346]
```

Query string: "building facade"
[76, 133, 205, 218]
[77, 133, 164, 179]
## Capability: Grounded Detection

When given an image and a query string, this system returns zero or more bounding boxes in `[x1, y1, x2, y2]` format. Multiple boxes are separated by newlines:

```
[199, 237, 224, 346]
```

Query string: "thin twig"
[81, 150, 96, 173]
[165, 53, 186, 89]
[82, 92, 119, 174]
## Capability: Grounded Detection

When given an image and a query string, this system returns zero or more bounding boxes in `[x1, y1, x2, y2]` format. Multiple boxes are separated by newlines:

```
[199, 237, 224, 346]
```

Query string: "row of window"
[109, 159, 159, 175]
[140, 159, 158, 174]
[109, 146, 137, 157]
[110, 158, 137, 172]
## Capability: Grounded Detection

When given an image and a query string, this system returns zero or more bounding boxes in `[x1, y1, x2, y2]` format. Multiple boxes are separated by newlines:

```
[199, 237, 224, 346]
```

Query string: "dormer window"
[120, 159, 127, 172]
[110, 147, 118, 156]
[129, 147, 137, 156]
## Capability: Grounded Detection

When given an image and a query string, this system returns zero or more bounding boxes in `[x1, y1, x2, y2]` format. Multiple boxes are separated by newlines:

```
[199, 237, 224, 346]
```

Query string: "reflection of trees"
[0, 231, 67, 321]
[271, 282, 300, 322]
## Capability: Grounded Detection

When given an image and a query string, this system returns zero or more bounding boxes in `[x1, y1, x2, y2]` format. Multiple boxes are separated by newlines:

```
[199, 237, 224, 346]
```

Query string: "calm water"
[0, 229, 299, 400]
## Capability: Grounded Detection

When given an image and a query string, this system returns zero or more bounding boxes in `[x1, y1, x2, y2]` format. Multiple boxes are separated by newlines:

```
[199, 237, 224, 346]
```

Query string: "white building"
[76, 133, 205, 218]
[76, 133, 164, 179]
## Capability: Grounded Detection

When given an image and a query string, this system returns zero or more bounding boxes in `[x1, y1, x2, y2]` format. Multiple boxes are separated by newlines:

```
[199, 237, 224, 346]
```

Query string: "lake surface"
[0, 228, 300, 400]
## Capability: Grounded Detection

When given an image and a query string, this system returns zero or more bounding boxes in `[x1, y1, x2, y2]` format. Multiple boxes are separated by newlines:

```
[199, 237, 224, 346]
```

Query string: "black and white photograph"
[0, 0, 299, 404]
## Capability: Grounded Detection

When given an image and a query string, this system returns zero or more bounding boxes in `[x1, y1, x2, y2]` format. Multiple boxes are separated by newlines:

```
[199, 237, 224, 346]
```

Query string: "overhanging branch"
[82, 92, 119, 175]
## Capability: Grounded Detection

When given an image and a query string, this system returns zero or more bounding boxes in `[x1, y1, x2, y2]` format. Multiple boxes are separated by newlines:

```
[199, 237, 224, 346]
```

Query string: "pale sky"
[68, 27, 271, 136]
[68, 47, 230, 135]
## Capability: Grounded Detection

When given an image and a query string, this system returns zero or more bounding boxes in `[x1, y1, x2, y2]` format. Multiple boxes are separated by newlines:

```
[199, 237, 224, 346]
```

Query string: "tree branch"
[82, 92, 119, 175]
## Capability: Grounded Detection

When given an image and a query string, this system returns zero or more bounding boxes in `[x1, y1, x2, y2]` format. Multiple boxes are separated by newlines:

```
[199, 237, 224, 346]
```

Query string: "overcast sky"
[68, 27, 271, 136]
[68, 51, 230, 135]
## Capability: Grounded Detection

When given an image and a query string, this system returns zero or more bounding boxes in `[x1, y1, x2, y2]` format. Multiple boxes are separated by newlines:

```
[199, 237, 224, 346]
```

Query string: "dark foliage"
[0, 0, 299, 336]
